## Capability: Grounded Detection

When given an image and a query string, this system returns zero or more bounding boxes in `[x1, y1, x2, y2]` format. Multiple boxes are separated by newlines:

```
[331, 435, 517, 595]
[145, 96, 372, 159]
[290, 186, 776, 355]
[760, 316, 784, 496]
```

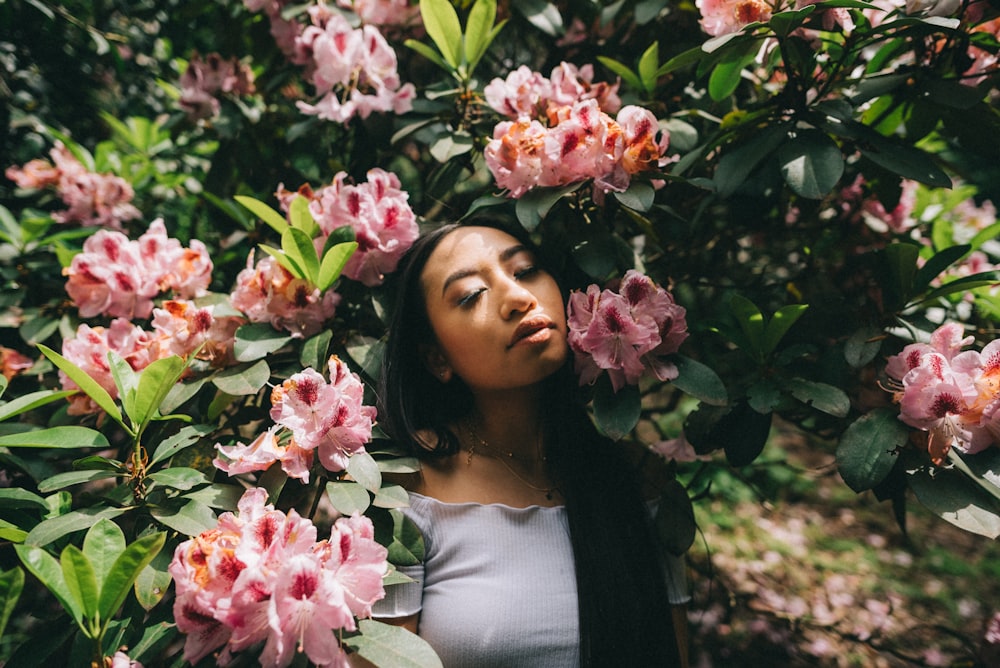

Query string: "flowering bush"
[2, 0, 1000, 664]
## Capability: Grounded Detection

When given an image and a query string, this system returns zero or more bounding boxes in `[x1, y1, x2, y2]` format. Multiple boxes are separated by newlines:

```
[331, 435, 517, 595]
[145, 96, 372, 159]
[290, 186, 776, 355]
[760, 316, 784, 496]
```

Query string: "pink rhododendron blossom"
[567, 270, 689, 392]
[169, 488, 387, 667]
[0, 347, 33, 381]
[837, 175, 919, 234]
[64, 220, 212, 319]
[110, 651, 143, 668]
[5, 142, 140, 229]
[484, 62, 620, 121]
[282, 168, 418, 286]
[230, 252, 340, 338]
[270, 356, 377, 472]
[294, 9, 415, 123]
[697, 0, 780, 36]
[60, 320, 157, 415]
[483, 119, 549, 198]
[885, 323, 1000, 463]
[336, 0, 420, 29]
[214, 428, 316, 482]
[178, 52, 256, 120]
[151, 300, 243, 367]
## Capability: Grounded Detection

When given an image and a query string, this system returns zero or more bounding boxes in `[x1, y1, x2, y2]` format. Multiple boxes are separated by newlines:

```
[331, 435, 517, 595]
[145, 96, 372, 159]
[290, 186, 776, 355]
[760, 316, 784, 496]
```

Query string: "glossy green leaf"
[374, 483, 411, 509]
[132, 355, 187, 431]
[787, 378, 850, 417]
[512, 0, 564, 36]
[133, 547, 173, 612]
[348, 451, 383, 494]
[234, 195, 288, 235]
[596, 56, 643, 92]
[108, 351, 139, 421]
[913, 244, 970, 294]
[613, 182, 655, 212]
[729, 294, 765, 360]
[464, 0, 499, 72]
[884, 242, 920, 305]
[593, 378, 641, 441]
[420, 0, 463, 68]
[387, 509, 425, 565]
[317, 241, 358, 292]
[82, 519, 126, 591]
[149, 499, 217, 536]
[713, 124, 786, 198]
[301, 330, 333, 371]
[150, 423, 215, 465]
[346, 619, 444, 668]
[844, 324, 883, 368]
[233, 323, 293, 362]
[768, 5, 815, 36]
[182, 483, 245, 511]
[913, 270, 1000, 306]
[708, 38, 758, 101]
[0, 426, 109, 449]
[282, 226, 320, 285]
[37, 344, 124, 428]
[908, 463, 1000, 539]
[0, 389, 75, 423]
[858, 134, 951, 187]
[147, 467, 210, 491]
[212, 360, 270, 396]
[25, 506, 128, 547]
[762, 304, 809, 355]
[637, 41, 659, 94]
[160, 375, 207, 415]
[98, 532, 165, 626]
[37, 469, 121, 493]
[0, 487, 48, 511]
[15, 544, 78, 621]
[0, 566, 24, 640]
[288, 193, 319, 237]
[61, 545, 98, 630]
[669, 355, 728, 406]
[405, 38, 451, 71]
[327, 480, 372, 515]
[777, 131, 844, 199]
[836, 407, 907, 492]
[514, 183, 578, 230]
[376, 456, 421, 474]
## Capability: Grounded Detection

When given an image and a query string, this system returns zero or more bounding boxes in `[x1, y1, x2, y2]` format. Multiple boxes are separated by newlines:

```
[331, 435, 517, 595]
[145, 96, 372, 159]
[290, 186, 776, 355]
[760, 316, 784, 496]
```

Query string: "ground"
[684, 424, 1000, 667]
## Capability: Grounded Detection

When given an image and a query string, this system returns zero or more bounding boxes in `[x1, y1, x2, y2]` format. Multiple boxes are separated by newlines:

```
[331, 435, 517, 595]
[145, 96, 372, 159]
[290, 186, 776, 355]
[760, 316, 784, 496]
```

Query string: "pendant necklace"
[465, 420, 556, 501]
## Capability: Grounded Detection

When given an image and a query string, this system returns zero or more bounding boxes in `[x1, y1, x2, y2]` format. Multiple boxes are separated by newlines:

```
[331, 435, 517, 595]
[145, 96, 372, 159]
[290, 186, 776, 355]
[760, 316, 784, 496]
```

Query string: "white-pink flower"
[567, 270, 688, 392]
[697, 0, 782, 36]
[151, 299, 244, 367]
[336, 0, 420, 28]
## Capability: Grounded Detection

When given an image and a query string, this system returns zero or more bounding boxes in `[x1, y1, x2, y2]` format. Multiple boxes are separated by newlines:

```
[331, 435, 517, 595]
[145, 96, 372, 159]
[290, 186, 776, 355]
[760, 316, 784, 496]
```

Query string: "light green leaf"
[637, 41, 659, 94]
[374, 483, 411, 509]
[596, 56, 643, 92]
[149, 499, 217, 536]
[729, 294, 765, 360]
[25, 506, 128, 547]
[147, 467, 210, 491]
[0, 426, 109, 449]
[0, 566, 24, 640]
[37, 469, 121, 493]
[301, 330, 333, 371]
[288, 193, 320, 237]
[98, 532, 165, 625]
[0, 488, 48, 511]
[420, 0, 463, 68]
[61, 545, 98, 630]
[37, 344, 124, 428]
[211, 360, 271, 396]
[282, 226, 320, 285]
[108, 351, 139, 422]
[612, 182, 655, 212]
[150, 424, 215, 466]
[464, 0, 499, 72]
[909, 464, 1000, 539]
[235, 195, 288, 235]
[15, 544, 78, 622]
[404, 39, 452, 71]
[132, 355, 188, 432]
[376, 456, 421, 474]
[348, 451, 382, 493]
[317, 241, 358, 291]
[259, 243, 306, 279]
[233, 323, 294, 362]
[386, 509, 425, 565]
[346, 619, 443, 668]
[182, 483, 245, 511]
[133, 547, 172, 612]
[82, 519, 126, 592]
[327, 480, 372, 515]
[0, 389, 76, 423]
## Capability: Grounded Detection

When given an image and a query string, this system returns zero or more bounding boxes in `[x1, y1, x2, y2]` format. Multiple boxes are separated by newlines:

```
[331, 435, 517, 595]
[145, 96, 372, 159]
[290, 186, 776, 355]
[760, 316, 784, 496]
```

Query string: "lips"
[508, 315, 555, 348]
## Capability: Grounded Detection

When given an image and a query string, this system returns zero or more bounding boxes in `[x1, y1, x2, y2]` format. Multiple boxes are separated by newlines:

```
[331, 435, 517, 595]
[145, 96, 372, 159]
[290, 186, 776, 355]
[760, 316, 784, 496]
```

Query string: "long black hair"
[378, 220, 681, 666]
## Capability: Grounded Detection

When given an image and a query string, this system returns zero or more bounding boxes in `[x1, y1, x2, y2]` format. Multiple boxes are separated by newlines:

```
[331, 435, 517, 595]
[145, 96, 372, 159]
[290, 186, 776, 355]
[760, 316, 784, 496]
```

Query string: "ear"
[419, 343, 453, 383]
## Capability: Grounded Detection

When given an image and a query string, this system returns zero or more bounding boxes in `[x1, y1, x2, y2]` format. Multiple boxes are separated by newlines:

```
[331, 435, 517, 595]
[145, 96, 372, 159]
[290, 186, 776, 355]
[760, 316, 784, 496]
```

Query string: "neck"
[467, 385, 546, 461]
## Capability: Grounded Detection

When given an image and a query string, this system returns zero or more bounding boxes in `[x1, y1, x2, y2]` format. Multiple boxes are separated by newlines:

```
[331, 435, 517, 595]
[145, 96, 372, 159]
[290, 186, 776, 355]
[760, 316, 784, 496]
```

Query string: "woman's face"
[420, 226, 568, 394]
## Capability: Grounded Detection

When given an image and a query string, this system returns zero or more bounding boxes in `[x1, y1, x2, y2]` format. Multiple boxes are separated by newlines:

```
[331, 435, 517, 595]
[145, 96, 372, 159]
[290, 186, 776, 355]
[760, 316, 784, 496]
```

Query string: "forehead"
[420, 227, 524, 288]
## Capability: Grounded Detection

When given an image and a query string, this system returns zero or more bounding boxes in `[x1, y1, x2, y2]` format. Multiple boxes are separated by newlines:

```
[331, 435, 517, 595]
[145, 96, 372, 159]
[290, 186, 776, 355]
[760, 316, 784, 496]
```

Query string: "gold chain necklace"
[465, 420, 556, 501]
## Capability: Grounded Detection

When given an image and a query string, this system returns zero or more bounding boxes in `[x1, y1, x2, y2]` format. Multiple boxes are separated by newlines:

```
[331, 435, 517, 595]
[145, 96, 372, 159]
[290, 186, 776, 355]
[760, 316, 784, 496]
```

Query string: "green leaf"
[182, 483, 245, 511]
[259, 243, 306, 279]
[0, 389, 76, 423]
[762, 304, 808, 355]
[777, 131, 844, 199]
[913, 244, 970, 295]
[61, 545, 98, 630]
[147, 467, 210, 491]
[908, 463, 1000, 539]
[288, 193, 320, 237]
[108, 351, 139, 421]
[211, 360, 271, 396]
[374, 483, 411, 509]
[593, 378, 641, 441]
[836, 407, 907, 492]
[405, 38, 452, 71]
[787, 377, 850, 417]
[637, 41, 659, 94]
[301, 330, 333, 371]
[37, 344, 124, 428]
[233, 323, 293, 362]
[348, 451, 383, 493]
[0, 487, 48, 511]
[0, 566, 24, 640]
[464, 0, 499, 72]
[913, 270, 1000, 306]
[98, 532, 165, 626]
[722, 403, 773, 467]
[25, 506, 128, 547]
[514, 184, 577, 230]
[346, 619, 444, 668]
[844, 324, 883, 368]
[234, 195, 288, 235]
[884, 242, 920, 305]
[15, 544, 78, 622]
[150, 424, 215, 466]
[132, 355, 188, 432]
[420, 0, 463, 68]
[512, 0, 564, 36]
[669, 355, 728, 406]
[82, 519, 126, 592]
[708, 38, 758, 101]
[713, 125, 786, 198]
[612, 182, 655, 212]
[37, 469, 121, 493]
[729, 294, 765, 360]
[386, 509, 425, 565]
[747, 378, 782, 413]
[150, 499, 217, 536]
[0, 426, 109, 449]
[376, 456, 421, 474]
[282, 226, 320, 285]
[858, 133, 951, 188]
[768, 5, 816, 36]
[327, 480, 372, 515]
[133, 546, 172, 611]
[596, 56, 643, 92]
[317, 241, 358, 291]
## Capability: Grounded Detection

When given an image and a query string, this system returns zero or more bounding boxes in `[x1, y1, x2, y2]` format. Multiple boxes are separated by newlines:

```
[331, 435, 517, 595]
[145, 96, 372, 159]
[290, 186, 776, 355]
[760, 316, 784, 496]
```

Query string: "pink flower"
[269, 356, 377, 472]
[109, 651, 143, 668]
[336, 0, 420, 28]
[178, 52, 256, 120]
[697, 0, 782, 36]
[296, 168, 418, 286]
[0, 347, 33, 381]
[484, 66, 549, 119]
[151, 300, 244, 366]
[483, 119, 549, 198]
[169, 489, 386, 668]
[484, 62, 621, 121]
[5, 158, 60, 189]
[60, 320, 157, 415]
[567, 271, 688, 392]
[229, 252, 340, 338]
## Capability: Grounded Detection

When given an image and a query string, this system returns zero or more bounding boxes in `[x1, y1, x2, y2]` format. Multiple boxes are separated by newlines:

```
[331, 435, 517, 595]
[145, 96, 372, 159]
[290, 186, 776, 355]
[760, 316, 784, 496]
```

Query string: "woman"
[374, 221, 689, 667]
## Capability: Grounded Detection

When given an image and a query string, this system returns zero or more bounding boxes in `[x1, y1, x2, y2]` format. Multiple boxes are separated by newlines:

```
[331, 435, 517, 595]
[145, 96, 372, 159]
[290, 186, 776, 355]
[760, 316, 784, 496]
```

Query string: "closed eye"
[514, 265, 540, 280]
[457, 288, 486, 307]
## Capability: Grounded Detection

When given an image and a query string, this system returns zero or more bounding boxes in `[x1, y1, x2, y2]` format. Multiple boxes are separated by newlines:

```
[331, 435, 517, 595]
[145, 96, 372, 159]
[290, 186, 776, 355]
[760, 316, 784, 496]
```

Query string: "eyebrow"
[440, 244, 530, 296]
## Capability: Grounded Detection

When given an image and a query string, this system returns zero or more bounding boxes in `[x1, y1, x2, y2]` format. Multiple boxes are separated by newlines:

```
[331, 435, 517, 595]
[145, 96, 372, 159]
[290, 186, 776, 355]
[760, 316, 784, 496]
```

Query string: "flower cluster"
[169, 488, 387, 666]
[60, 304, 244, 415]
[293, 5, 416, 122]
[0, 346, 33, 381]
[214, 355, 376, 481]
[278, 168, 418, 286]
[229, 252, 340, 338]
[64, 220, 213, 319]
[5, 141, 140, 229]
[484, 100, 669, 198]
[335, 0, 420, 28]
[837, 175, 919, 234]
[884, 322, 1000, 464]
[484, 62, 621, 121]
[178, 52, 256, 120]
[696, 0, 787, 37]
[567, 270, 688, 392]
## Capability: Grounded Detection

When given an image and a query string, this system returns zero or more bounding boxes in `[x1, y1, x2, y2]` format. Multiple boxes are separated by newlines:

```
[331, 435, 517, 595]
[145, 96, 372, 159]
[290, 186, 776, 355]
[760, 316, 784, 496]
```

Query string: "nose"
[499, 276, 538, 319]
